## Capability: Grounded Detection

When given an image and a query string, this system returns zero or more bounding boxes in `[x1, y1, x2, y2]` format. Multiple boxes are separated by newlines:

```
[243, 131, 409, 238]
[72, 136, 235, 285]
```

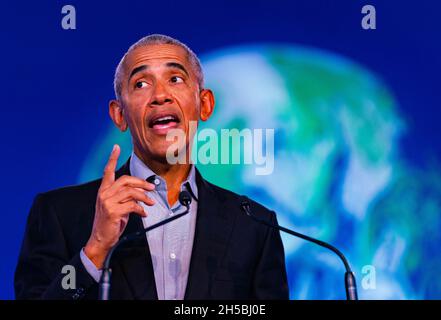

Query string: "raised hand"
[84, 145, 155, 268]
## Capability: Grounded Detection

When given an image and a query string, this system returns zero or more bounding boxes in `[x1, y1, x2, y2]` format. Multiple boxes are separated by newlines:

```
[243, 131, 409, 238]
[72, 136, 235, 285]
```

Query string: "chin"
[148, 143, 186, 164]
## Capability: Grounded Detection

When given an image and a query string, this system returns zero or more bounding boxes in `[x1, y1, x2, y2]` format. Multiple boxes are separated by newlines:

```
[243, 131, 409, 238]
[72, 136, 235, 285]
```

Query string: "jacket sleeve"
[252, 211, 289, 299]
[14, 193, 97, 300]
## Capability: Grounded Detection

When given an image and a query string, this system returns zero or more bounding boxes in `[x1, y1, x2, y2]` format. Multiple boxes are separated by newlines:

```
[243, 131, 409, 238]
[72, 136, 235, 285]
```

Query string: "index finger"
[101, 144, 121, 188]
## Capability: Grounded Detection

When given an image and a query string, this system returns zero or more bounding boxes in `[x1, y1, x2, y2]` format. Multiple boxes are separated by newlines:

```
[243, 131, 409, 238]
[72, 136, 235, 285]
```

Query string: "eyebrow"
[128, 65, 148, 82]
[127, 62, 190, 83]
[165, 62, 189, 77]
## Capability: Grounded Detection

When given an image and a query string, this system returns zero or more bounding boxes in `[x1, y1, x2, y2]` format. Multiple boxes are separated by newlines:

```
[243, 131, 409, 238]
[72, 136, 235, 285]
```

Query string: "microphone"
[240, 196, 358, 300]
[98, 189, 193, 300]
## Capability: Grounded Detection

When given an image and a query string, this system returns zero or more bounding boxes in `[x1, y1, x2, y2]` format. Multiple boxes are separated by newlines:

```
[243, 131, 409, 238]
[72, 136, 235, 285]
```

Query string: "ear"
[109, 100, 128, 132]
[199, 89, 215, 121]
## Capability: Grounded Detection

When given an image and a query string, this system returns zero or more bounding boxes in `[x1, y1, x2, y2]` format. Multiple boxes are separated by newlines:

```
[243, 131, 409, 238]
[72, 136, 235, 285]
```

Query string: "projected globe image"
[79, 45, 441, 299]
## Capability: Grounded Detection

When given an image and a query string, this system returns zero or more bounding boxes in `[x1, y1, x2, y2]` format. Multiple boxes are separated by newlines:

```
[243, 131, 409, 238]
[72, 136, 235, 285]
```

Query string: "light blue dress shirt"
[80, 151, 198, 300]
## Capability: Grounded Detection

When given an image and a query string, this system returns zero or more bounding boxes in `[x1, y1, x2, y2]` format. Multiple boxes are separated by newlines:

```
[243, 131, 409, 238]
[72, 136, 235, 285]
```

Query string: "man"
[15, 34, 288, 300]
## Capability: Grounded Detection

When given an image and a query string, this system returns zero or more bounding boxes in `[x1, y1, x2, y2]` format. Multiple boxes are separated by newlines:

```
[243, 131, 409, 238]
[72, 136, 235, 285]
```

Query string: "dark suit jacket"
[15, 158, 288, 300]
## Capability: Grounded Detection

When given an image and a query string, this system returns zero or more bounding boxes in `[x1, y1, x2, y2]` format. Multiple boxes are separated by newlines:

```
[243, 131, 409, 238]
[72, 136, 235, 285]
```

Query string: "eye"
[135, 81, 148, 89]
[170, 76, 184, 84]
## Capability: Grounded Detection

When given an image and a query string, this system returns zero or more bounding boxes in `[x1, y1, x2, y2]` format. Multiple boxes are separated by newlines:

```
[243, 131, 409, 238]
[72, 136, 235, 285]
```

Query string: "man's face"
[110, 43, 214, 163]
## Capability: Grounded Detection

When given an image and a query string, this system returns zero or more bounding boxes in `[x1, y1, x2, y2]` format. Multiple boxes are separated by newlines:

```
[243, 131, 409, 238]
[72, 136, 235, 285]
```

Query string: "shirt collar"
[129, 151, 198, 198]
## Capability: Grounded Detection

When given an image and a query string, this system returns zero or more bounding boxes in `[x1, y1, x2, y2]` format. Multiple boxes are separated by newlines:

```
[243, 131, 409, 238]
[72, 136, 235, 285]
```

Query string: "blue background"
[1, 0, 440, 299]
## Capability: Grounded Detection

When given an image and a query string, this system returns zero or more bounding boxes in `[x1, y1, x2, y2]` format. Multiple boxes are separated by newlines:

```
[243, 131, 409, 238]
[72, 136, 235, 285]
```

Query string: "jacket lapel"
[184, 169, 237, 299]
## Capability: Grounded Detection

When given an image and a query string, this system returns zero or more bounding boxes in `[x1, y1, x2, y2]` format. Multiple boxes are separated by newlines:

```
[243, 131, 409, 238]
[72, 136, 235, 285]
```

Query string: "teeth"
[149, 114, 179, 128]
[156, 116, 174, 122]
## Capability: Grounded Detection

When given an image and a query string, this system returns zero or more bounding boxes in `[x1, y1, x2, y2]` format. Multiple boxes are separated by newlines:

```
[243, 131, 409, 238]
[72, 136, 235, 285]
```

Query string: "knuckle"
[128, 203, 138, 213]
[106, 207, 117, 217]
[102, 200, 113, 212]
[120, 175, 130, 182]
[125, 188, 135, 197]
[97, 193, 105, 203]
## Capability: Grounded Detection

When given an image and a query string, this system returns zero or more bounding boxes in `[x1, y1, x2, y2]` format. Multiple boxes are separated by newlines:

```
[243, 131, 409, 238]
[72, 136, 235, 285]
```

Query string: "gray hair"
[113, 34, 204, 102]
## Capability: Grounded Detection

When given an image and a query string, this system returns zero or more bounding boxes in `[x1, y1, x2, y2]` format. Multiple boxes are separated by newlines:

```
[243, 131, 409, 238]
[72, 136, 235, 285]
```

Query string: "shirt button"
[170, 253, 176, 260]
[154, 178, 160, 186]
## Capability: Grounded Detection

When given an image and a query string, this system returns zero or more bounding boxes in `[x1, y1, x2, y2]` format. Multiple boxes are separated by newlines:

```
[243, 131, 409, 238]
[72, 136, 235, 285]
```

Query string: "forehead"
[124, 44, 191, 73]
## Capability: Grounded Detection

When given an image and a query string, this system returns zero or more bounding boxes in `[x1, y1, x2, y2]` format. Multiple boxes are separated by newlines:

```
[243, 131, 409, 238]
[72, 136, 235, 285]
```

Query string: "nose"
[149, 81, 173, 106]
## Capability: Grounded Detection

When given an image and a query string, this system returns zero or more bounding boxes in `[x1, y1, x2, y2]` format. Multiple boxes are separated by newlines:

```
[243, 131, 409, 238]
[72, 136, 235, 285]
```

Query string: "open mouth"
[148, 112, 181, 131]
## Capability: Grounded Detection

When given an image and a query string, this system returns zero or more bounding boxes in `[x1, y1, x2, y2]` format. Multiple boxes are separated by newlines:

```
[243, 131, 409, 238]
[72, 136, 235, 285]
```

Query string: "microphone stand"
[240, 198, 358, 300]
[98, 191, 192, 300]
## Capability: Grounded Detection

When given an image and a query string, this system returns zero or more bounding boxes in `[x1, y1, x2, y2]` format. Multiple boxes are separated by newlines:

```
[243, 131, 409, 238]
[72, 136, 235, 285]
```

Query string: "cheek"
[127, 91, 149, 107]
[180, 93, 200, 120]
[124, 105, 147, 133]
